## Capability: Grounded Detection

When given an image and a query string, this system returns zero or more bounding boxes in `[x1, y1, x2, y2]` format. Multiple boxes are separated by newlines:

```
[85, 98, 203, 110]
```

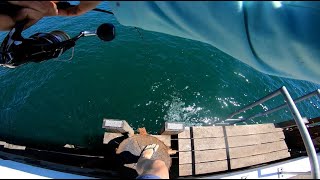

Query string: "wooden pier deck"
[102, 120, 293, 177]
[0, 118, 319, 178]
[176, 124, 290, 176]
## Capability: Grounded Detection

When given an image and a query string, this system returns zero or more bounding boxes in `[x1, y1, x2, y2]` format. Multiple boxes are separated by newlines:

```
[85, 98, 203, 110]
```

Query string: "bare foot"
[141, 144, 159, 159]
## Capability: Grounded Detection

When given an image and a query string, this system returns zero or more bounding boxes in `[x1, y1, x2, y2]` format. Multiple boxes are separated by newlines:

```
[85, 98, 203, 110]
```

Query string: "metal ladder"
[218, 86, 320, 179]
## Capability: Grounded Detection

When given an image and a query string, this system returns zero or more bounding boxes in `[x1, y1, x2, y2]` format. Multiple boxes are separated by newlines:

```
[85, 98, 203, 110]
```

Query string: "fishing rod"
[0, 1, 116, 68]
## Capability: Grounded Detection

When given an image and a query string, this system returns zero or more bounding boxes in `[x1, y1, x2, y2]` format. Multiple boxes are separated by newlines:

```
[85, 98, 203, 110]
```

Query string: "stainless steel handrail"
[226, 89, 320, 124]
[281, 87, 319, 179]
[225, 88, 282, 120]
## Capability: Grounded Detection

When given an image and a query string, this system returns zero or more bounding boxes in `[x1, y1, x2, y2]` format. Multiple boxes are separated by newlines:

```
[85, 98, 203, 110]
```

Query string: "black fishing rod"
[0, 1, 116, 68]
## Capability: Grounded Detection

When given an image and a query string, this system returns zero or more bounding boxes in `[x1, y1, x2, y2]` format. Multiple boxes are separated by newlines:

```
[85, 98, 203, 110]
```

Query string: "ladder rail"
[281, 87, 319, 179]
[226, 89, 320, 124]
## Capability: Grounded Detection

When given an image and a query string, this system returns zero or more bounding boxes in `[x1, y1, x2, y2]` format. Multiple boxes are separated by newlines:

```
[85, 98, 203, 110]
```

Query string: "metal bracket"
[278, 167, 284, 179]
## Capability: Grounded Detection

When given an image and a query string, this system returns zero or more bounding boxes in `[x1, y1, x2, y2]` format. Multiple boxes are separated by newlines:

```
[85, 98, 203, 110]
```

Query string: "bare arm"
[0, 1, 58, 31]
[57, 1, 101, 16]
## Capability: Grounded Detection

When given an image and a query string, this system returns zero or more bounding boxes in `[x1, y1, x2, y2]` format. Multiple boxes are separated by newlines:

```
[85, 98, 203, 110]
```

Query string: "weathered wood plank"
[229, 141, 288, 159]
[179, 164, 192, 176]
[179, 149, 227, 165]
[176, 124, 290, 176]
[102, 119, 134, 135]
[161, 122, 185, 135]
[103, 132, 123, 144]
[179, 138, 226, 151]
[179, 151, 192, 165]
[178, 140, 288, 162]
[228, 132, 285, 148]
[64, 144, 75, 149]
[231, 150, 290, 169]
[196, 160, 228, 175]
[4, 143, 26, 150]
[151, 135, 171, 147]
[179, 160, 228, 176]
[192, 126, 224, 138]
[178, 127, 190, 139]
[178, 124, 283, 139]
[178, 139, 191, 151]
[0, 141, 26, 150]
[194, 138, 226, 150]
[179, 124, 284, 138]
[226, 124, 282, 137]
[195, 149, 227, 163]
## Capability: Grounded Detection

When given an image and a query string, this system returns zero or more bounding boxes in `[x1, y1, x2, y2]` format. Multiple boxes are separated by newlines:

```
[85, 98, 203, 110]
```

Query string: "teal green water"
[0, 2, 320, 148]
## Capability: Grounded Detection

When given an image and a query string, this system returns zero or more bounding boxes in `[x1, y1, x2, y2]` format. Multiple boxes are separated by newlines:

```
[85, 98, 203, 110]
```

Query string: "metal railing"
[224, 89, 320, 124]
[221, 86, 320, 179]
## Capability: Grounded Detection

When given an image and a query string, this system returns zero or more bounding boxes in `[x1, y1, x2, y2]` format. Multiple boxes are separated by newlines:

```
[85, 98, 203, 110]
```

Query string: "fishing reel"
[0, 1, 115, 68]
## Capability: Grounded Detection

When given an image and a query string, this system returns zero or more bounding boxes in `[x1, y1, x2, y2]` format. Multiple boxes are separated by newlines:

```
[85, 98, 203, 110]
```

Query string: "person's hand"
[0, 15, 15, 31]
[58, 1, 101, 16]
[0, 1, 59, 31]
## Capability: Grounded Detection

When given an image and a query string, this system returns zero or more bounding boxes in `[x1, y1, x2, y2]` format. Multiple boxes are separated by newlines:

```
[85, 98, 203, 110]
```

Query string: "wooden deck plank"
[102, 119, 134, 135]
[229, 141, 288, 159]
[195, 149, 227, 163]
[177, 124, 291, 176]
[179, 151, 192, 164]
[179, 160, 228, 176]
[192, 126, 224, 138]
[161, 122, 185, 135]
[179, 149, 227, 164]
[228, 132, 285, 148]
[178, 131, 284, 151]
[196, 161, 228, 175]
[226, 124, 283, 137]
[178, 127, 190, 139]
[230, 150, 290, 169]
[4, 143, 26, 150]
[179, 164, 192, 176]
[194, 138, 226, 150]
[178, 139, 191, 151]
